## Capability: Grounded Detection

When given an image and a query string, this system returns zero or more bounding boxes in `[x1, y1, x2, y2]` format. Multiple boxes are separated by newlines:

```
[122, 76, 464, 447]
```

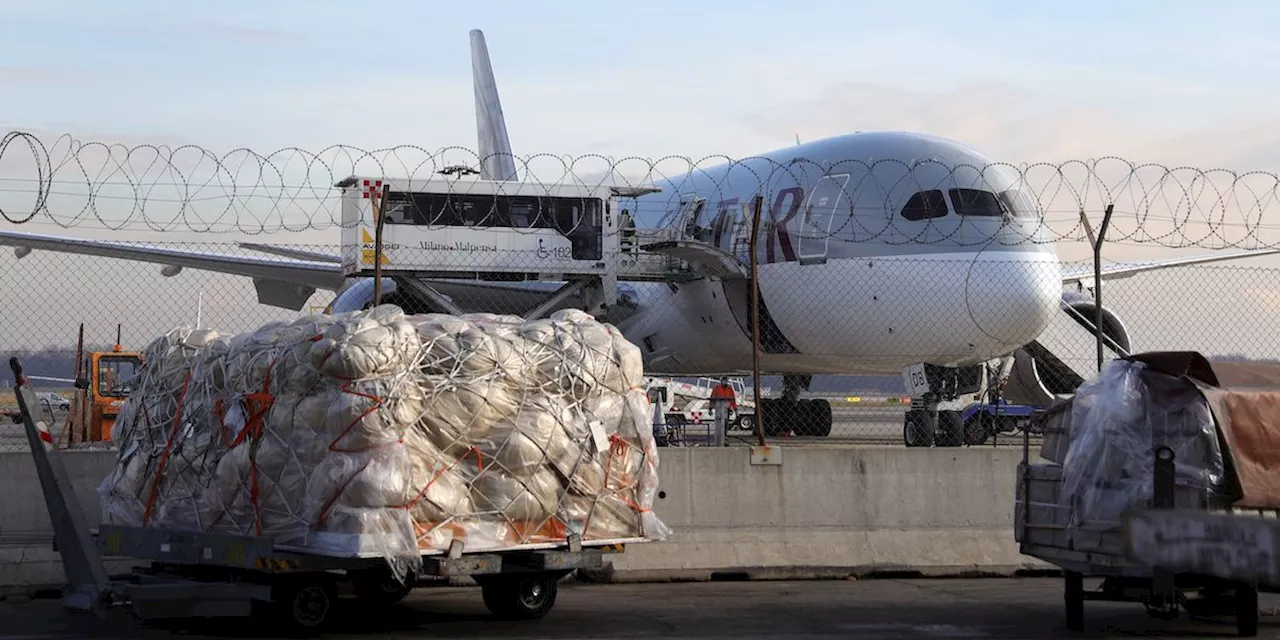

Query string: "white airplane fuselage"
[609, 130, 1063, 378]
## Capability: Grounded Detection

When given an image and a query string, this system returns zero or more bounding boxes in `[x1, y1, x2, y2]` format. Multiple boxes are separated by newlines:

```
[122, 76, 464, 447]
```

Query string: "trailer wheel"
[481, 574, 559, 620]
[1235, 582, 1259, 637]
[1064, 571, 1084, 631]
[274, 578, 337, 632]
[352, 566, 415, 606]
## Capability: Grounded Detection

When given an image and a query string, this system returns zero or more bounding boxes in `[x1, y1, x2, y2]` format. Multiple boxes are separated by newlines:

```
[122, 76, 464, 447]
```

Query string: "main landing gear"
[759, 374, 833, 438]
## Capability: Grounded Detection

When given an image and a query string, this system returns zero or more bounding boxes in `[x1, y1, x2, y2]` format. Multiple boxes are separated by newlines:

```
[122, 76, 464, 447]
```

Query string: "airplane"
[3, 29, 1278, 444]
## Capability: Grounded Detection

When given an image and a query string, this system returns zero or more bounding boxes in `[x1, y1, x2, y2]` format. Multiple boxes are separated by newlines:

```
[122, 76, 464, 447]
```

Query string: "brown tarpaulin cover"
[1127, 351, 1280, 509]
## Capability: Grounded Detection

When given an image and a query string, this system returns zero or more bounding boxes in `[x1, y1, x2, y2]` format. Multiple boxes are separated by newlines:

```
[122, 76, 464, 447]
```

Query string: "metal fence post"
[711, 398, 729, 447]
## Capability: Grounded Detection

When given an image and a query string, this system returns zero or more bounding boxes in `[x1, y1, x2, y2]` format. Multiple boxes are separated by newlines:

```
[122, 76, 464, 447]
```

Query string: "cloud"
[741, 80, 1280, 171]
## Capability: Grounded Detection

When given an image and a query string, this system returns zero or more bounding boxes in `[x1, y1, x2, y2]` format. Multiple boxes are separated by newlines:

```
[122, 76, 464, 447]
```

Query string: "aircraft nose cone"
[963, 250, 1061, 348]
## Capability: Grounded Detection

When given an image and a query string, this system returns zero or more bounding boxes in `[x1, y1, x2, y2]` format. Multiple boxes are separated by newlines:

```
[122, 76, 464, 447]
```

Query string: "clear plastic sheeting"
[1058, 358, 1226, 529]
[98, 305, 671, 583]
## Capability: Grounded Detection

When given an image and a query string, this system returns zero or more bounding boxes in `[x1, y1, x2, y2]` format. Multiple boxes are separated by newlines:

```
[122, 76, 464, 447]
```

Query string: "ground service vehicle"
[9, 357, 643, 632]
[81, 343, 142, 441]
[25, 324, 143, 443]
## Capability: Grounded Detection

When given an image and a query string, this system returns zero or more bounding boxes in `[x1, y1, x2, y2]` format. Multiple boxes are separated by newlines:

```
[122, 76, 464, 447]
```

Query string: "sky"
[2, 0, 1280, 362]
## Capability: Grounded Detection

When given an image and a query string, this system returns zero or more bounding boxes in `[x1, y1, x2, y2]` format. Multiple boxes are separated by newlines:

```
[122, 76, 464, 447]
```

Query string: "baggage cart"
[9, 356, 645, 632]
[1015, 351, 1280, 636]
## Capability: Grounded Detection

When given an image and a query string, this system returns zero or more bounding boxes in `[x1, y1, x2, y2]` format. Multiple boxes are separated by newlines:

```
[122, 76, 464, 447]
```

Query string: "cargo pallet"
[9, 356, 646, 633]
[1018, 427, 1262, 636]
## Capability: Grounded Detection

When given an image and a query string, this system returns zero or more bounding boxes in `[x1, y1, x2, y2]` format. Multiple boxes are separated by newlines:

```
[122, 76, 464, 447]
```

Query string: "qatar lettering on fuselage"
[637, 184, 810, 265]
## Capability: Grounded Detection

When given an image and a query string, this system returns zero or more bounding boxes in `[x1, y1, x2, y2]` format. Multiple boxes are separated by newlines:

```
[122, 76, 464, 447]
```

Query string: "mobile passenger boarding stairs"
[7, 357, 644, 632]
[337, 174, 836, 440]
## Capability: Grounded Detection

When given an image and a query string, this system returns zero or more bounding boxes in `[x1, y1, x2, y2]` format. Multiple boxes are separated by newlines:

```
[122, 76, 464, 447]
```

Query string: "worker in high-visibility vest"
[710, 377, 738, 423]
[708, 377, 737, 445]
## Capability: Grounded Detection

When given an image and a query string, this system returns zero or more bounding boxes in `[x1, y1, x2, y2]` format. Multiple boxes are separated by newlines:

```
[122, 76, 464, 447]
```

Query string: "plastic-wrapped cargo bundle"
[1058, 358, 1226, 530]
[98, 305, 670, 581]
[98, 326, 227, 529]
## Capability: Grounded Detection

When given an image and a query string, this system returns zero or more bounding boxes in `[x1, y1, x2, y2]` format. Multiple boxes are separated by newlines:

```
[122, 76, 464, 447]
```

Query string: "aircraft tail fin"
[470, 29, 518, 181]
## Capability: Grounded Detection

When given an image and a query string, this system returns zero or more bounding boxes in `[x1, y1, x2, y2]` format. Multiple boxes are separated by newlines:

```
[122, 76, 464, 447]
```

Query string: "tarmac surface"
[1, 578, 1278, 639]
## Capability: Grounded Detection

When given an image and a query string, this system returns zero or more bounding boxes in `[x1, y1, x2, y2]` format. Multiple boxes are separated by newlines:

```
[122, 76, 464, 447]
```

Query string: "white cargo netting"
[98, 305, 671, 581]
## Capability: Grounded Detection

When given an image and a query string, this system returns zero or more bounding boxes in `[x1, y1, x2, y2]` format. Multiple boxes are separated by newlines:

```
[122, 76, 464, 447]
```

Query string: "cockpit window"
[997, 188, 1039, 220]
[948, 188, 1005, 217]
[900, 190, 948, 221]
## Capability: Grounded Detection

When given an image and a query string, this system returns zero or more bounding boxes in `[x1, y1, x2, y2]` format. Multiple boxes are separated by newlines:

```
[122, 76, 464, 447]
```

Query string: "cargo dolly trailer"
[10, 356, 645, 632]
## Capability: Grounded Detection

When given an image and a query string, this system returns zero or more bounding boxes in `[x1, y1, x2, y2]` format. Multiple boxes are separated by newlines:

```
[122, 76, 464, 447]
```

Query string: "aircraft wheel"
[763, 398, 798, 437]
[758, 399, 781, 437]
[903, 410, 933, 447]
[733, 412, 755, 432]
[810, 399, 832, 437]
[789, 399, 811, 436]
[936, 411, 964, 447]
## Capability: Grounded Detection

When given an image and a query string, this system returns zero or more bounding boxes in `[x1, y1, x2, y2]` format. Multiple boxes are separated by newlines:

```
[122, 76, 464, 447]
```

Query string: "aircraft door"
[678, 196, 707, 241]
[797, 173, 850, 263]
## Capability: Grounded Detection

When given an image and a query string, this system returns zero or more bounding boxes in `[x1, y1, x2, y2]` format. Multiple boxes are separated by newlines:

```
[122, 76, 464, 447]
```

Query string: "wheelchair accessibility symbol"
[536, 238, 572, 260]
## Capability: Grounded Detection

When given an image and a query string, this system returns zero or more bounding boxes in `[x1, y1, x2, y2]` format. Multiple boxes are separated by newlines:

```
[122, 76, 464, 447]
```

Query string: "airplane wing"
[237, 242, 342, 263]
[1061, 248, 1280, 286]
[0, 230, 642, 320]
[0, 230, 346, 310]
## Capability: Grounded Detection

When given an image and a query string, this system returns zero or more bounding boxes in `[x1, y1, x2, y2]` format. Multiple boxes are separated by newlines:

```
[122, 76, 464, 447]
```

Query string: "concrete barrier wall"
[0, 450, 127, 592]
[0, 446, 1048, 591]
[611, 446, 1049, 581]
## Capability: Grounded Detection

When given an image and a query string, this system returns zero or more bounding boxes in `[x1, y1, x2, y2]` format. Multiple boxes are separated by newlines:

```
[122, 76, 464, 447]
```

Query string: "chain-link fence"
[3, 133, 1279, 451]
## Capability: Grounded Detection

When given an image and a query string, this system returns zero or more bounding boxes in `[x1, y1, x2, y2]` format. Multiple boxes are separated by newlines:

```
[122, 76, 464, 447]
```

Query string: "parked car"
[35, 392, 71, 412]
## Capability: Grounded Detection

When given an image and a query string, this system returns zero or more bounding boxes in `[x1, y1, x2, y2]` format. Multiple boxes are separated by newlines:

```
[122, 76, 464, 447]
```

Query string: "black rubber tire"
[791, 399, 814, 436]
[962, 414, 991, 446]
[1236, 582, 1259, 637]
[734, 413, 755, 432]
[810, 399, 833, 437]
[351, 566, 415, 606]
[760, 399, 788, 437]
[903, 411, 933, 447]
[481, 575, 559, 620]
[1065, 571, 1084, 631]
[275, 578, 338, 633]
[936, 411, 964, 447]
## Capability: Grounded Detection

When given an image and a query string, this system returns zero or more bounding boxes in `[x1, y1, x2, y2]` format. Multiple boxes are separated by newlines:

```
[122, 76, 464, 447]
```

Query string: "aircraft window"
[381, 192, 605, 231]
[948, 188, 1007, 217]
[900, 190, 949, 221]
[997, 188, 1038, 220]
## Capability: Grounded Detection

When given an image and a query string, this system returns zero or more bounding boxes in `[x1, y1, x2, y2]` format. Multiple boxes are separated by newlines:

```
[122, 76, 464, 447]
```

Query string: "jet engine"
[1002, 291, 1132, 407]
